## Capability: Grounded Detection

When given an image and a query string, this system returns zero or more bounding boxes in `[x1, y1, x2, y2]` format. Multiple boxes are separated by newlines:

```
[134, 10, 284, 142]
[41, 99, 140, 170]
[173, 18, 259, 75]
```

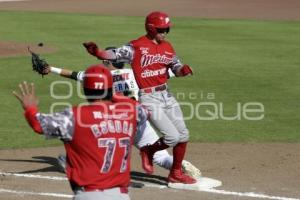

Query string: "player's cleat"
[182, 160, 202, 179]
[57, 154, 67, 173]
[168, 169, 197, 184]
[140, 146, 154, 174]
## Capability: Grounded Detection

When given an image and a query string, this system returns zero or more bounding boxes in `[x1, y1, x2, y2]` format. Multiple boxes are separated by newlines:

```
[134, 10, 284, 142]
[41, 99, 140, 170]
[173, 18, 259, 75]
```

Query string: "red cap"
[83, 64, 113, 90]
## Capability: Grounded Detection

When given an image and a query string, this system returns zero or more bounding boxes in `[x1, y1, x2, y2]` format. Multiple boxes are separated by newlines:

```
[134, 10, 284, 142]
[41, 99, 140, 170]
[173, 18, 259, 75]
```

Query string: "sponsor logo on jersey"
[111, 69, 139, 99]
[140, 47, 149, 54]
[92, 111, 129, 119]
[141, 68, 167, 78]
[113, 73, 130, 81]
[141, 53, 173, 68]
[93, 111, 103, 119]
[114, 82, 130, 92]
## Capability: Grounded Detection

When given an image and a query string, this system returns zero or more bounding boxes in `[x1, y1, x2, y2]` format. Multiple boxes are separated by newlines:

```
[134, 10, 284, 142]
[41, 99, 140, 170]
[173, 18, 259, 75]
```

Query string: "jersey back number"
[98, 137, 131, 173]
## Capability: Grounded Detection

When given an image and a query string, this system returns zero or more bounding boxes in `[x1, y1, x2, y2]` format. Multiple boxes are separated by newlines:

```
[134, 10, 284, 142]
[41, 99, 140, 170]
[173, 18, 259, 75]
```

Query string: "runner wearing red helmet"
[145, 11, 171, 38]
[83, 11, 195, 184]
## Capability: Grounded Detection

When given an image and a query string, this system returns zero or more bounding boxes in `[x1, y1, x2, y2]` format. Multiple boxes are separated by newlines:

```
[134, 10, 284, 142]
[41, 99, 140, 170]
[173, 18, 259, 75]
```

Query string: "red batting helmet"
[83, 64, 113, 90]
[145, 11, 171, 38]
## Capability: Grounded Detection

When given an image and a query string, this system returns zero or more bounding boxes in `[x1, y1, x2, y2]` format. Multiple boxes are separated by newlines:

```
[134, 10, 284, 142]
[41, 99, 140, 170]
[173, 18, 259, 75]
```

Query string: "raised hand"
[13, 81, 39, 110]
[83, 42, 99, 57]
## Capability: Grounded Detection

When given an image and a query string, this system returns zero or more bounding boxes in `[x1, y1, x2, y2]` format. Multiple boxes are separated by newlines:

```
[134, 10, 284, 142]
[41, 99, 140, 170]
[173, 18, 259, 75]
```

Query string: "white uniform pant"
[139, 90, 189, 147]
[73, 188, 130, 200]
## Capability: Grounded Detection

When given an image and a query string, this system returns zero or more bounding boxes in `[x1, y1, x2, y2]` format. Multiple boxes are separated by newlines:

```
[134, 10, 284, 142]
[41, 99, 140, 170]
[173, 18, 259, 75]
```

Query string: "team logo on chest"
[141, 53, 173, 68]
[140, 47, 149, 54]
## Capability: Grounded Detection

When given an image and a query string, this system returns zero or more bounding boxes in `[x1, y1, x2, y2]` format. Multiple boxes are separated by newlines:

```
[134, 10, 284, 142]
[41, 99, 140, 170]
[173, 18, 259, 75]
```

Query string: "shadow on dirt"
[0, 156, 62, 174]
[131, 171, 167, 186]
[0, 157, 168, 186]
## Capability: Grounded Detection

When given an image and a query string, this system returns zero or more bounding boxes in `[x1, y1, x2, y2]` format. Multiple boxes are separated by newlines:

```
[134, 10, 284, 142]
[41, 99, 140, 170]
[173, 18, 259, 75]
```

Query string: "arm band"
[70, 71, 79, 81]
[50, 67, 62, 74]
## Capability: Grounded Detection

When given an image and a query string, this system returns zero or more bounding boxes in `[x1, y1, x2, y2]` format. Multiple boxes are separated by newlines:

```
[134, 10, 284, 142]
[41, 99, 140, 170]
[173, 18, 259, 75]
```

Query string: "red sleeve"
[24, 106, 43, 134]
[95, 49, 116, 60]
[112, 93, 136, 104]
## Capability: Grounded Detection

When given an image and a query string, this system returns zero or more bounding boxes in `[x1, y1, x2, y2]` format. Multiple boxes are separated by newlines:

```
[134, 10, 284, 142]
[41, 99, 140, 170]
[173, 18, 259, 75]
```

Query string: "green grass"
[0, 11, 300, 149]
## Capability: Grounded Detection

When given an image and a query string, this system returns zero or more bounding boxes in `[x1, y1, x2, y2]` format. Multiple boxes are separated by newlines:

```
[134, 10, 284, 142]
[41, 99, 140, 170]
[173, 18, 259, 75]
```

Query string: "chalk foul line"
[0, 171, 67, 181]
[0, 188, 73, 198]
[0, 171, 299, 200]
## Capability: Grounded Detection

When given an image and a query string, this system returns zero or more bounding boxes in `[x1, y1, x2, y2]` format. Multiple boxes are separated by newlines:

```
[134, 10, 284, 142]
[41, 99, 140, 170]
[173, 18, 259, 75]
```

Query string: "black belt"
[140, 84, 167, 93]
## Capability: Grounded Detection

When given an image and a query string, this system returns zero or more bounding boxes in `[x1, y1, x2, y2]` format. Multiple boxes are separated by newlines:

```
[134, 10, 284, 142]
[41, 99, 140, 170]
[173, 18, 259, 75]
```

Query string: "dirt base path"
[1, 143, 300, 200]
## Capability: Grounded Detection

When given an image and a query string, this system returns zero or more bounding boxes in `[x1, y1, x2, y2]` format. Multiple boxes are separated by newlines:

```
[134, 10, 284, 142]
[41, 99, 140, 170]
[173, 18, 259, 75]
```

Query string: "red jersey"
[129, 36, 174, 88]
[114, 36, 183, 89]
[64, 102, 137, 190]
[25, 98, 148, 190]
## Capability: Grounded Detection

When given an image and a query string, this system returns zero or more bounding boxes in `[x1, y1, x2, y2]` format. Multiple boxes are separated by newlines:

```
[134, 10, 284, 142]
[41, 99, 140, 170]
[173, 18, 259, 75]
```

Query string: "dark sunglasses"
[156, 27, 170, 34]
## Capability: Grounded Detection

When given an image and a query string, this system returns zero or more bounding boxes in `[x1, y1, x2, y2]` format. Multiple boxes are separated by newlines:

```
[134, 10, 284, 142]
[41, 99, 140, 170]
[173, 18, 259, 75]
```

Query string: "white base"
[168, 177, 222, 191]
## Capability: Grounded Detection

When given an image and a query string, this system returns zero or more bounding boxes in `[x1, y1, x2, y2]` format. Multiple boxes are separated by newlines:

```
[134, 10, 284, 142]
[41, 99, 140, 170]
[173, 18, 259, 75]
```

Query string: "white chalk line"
[0, 171, 68, 181]
[0, 171, 299, 200]
[0, 188, 73, 198]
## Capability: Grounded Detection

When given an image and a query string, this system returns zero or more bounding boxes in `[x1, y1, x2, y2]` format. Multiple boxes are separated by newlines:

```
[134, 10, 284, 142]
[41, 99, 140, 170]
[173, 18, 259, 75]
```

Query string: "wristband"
[50, 67, 62, 74]
[70, 71, 79, 80]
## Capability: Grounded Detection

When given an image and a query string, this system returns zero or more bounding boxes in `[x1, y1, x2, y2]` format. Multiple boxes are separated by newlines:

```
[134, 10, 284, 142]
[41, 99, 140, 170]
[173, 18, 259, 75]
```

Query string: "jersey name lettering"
[90, 120, 133, 138]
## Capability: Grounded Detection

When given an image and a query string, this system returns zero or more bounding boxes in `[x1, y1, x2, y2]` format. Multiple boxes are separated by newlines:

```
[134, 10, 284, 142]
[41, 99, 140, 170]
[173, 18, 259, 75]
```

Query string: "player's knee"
[164, 134, 180, 147]
[179, 128, 190, 143]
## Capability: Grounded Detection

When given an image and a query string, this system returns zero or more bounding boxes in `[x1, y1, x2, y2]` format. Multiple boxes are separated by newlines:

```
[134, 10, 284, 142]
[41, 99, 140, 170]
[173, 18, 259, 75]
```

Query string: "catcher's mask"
[104, 47, 125, 69]
[83, 64, 113, 101]
[145, 11, 171, 38]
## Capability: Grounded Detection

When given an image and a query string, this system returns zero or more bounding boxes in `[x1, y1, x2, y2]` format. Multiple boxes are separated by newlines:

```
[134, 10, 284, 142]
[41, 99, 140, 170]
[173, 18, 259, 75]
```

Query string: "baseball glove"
[28, 47, 49, 76]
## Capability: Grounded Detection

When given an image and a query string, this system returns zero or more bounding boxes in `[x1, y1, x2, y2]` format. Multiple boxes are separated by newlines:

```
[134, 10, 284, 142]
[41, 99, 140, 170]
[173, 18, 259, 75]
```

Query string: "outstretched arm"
[83, 42, 116, 60]
[42, 65, 84, 81]
[45, 65, 118, 81]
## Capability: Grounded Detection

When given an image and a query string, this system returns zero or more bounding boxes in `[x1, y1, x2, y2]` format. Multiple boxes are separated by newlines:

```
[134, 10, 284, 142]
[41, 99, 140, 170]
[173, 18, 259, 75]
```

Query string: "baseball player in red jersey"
[13, 65, 148, 200]
[40, 53, 201, 179]
[83, 11, 195, 184]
